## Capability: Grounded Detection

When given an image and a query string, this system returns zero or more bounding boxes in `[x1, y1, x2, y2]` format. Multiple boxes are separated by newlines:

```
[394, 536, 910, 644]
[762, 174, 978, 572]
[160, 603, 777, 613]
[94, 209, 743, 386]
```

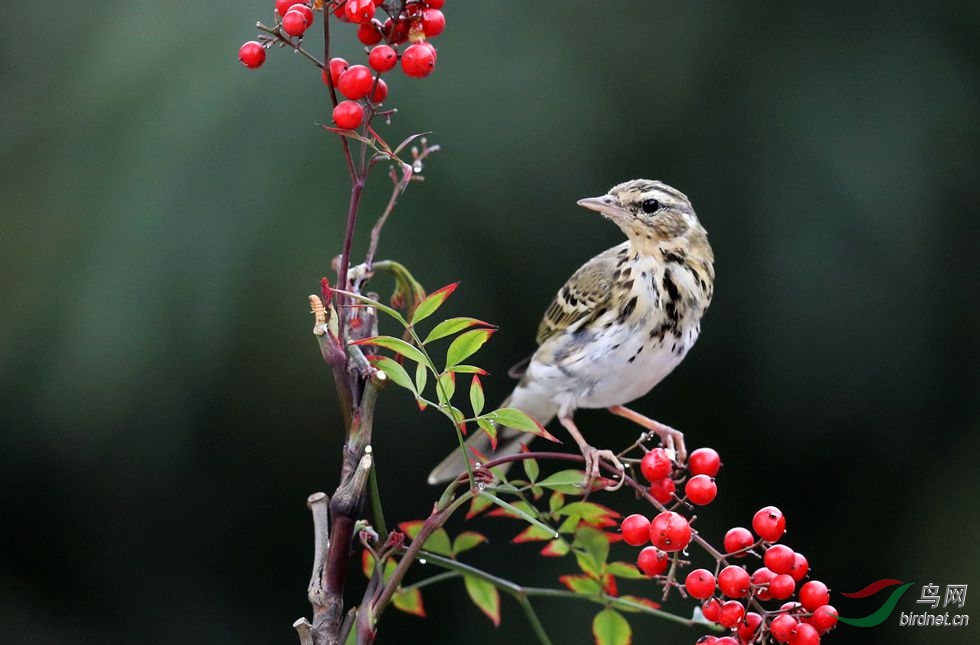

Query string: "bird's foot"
[581, 445, 626, 491]
[609, 405, 687, 463]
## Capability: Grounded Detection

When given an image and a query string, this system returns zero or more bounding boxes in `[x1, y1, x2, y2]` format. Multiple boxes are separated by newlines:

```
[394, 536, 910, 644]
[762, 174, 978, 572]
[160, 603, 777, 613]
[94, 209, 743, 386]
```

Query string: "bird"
[428, 179, 715, 487]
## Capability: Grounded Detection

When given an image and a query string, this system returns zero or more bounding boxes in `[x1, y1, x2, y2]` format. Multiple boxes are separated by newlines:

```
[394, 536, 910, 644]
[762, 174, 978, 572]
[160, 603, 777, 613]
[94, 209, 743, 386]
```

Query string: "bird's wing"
[534, 242, 628, 345]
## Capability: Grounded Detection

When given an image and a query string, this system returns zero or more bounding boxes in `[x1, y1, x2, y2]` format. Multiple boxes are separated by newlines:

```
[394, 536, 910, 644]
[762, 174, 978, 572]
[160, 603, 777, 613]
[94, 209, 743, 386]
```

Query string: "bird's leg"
[558, 414, 625, 491]
[608, 405, 687, 463]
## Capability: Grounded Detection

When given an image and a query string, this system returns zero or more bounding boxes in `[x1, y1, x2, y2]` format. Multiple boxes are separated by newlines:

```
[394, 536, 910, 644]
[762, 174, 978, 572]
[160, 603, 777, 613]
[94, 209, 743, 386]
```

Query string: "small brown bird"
[428, 179, 715, 485]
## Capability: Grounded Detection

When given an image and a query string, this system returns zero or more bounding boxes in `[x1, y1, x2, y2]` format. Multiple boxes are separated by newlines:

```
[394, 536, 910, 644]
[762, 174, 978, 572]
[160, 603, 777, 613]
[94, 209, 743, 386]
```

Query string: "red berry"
[697, 637, 717, 645]
[789, 622, 820, 645]
[723, 526, 754, 556]
[425, 0, 444, 8]
[648, 510, 692, 552]
[368, 45, 397, 72]
[717, 565, 750, 598]
[401, 42, 436, 78]
[737, 611, 763, 642]
[282, 9, 311, 36]
[769, 573, 796, 600]
[357, 20, 383, 45]
[421, 8, 445, 37]
[799, 580, 830, 611]
[636, 546, 669, 576]
[332, 100, 364, 129]
[687, 447, 721, 476]
[717, 600, 745, 628]
[275, 0, 296, 17]
[685, 569, 716, 600]
[287, 3, 314, 24]
[684, 474, 717, 505]
[764, 544, 796, 575]
[789, 552, 809, 582]
[807, 605, 838, 634]
[714, 638, 738, 645]
[325, 57, 349, 86]
[382, 17, 409, 43]
[344, 0, 375, 23]
[751, 566, 775, 601]
[648, 476, 676, 504]
[780, 601, 804, 614]
[620, 514, 651, 546]
[640, 447, 673, 482]
[337, 64, 373, 99]
[701, 597, 721, 622]
[238, 41, 266, 69]
[769, 614, 799, 643]
[370, 77, 388, 103]
[752, 505, 786, 542]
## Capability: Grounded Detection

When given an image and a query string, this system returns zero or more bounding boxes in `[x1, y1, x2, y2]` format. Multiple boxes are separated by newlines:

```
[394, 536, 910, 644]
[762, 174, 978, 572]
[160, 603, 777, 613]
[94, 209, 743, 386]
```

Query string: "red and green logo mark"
[838, 579, 914, 627]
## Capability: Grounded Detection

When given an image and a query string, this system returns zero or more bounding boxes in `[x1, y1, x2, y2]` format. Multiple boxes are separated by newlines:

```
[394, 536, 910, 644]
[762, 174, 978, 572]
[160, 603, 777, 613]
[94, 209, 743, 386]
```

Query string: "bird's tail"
[427, 385, 558, 485]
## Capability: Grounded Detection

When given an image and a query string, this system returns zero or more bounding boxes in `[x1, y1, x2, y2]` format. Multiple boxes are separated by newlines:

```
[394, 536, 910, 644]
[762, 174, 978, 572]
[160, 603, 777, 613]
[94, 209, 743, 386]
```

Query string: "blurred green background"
[2, 1, 978, 643]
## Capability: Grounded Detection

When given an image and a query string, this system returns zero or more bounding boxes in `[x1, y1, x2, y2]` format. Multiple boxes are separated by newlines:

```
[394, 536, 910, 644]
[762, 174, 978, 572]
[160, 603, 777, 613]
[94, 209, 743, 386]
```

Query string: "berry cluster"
[620, 447, 838, 644]
[238, 1, 448, 131]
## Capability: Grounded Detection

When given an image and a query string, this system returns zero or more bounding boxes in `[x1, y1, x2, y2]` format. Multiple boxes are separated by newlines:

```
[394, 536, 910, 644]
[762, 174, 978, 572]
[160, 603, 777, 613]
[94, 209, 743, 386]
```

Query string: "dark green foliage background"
[1, 2, 978, 644]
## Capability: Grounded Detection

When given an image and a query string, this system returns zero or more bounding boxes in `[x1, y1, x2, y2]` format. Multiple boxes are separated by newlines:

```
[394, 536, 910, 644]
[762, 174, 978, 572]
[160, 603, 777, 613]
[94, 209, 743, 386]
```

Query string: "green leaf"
[549, 491, 565, 514]
[481, 493, 558, 538]
[463, 575, 500, 626]
[512, 525, 556, 543]
[606, 562, 644, 579]
[452, 531, 487, 555]
[446, 328, 495, 368]
[573, 526, 611, 574]
[560, 574, 603, 595]
[476, 417, 498, 451]
[436, 371, 456, 404]
[593, 608, 631, 645]
[469, 375, 485, 417]
[372, 356, 416, 394]
[393, 587, 426, 617]
[485, 408, 560, 442]
[351, 335, 429, 368]
[523, 457, 539, 483]
[540, 538, 570, 557]
[422, 317, 493, 345]
[330, 288, 409, 327]
[410, 282, 459, 325]
[557, 502, 621, 526]
[414, 361, 428, 395]
[445, 364, 488, 374]
[537, 469, 590, 494]
[422, 528, 453, 557]
[466, 494, 493, 519]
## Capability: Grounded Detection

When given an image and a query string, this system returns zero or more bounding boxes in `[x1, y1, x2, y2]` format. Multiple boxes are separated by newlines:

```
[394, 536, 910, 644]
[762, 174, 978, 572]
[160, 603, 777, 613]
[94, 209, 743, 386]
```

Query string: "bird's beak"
[577, 195, 628, 221]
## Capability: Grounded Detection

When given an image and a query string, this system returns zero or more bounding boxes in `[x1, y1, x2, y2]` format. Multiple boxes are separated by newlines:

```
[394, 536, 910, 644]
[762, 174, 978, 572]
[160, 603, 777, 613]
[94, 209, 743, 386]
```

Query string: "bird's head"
[576, 179, 707, 251]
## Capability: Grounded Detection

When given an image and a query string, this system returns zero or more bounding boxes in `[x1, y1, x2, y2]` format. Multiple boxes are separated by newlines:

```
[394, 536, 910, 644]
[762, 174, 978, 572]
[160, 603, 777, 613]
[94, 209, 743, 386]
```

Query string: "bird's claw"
[581, 446, 626, 491]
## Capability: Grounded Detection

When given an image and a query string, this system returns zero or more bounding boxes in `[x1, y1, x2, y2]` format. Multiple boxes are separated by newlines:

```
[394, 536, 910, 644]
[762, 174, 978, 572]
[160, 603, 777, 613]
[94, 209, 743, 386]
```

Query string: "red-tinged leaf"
[601, 573, 618, 596]
[560, 574, 602, 595]
[618, 595, 662, 612]
[351, 335, 428, 366]
[372, 356, 416, 394]
[486, 499, 535, 520]
[452, 531, 487, 555]
[549, 491, 566, 514]
[392, 587, 426, 618]
[463, 575, 500, 626]
[466, 493, 493, 519]
[422, 317, 494, 345]
[361, 549, 374, 579]
[446, 328, 495, 367]
[469, 375, 485, 417]
[557, 502, 621, 526]
[485, 408, 560, 442]
[537, 469, 594, 495]
[606, 562, 644, 580]
[476, 417, 497, 451]
[540, 538, 570, 557]
[397, 520, 425, 540]
[320, 277, 332, 307]
[593, 608, 631, 645]
[446, 364, 488, 375]
[410, 282, 459, 325]
[436, 371, 456, 405]
[512, 525, 555, 544]
[573, 526, 611, 574]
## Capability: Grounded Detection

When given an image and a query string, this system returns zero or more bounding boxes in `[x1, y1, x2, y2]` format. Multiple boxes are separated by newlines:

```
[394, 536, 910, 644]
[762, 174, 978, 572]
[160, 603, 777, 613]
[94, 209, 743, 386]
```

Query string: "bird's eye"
[641, 199, 662, 214]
